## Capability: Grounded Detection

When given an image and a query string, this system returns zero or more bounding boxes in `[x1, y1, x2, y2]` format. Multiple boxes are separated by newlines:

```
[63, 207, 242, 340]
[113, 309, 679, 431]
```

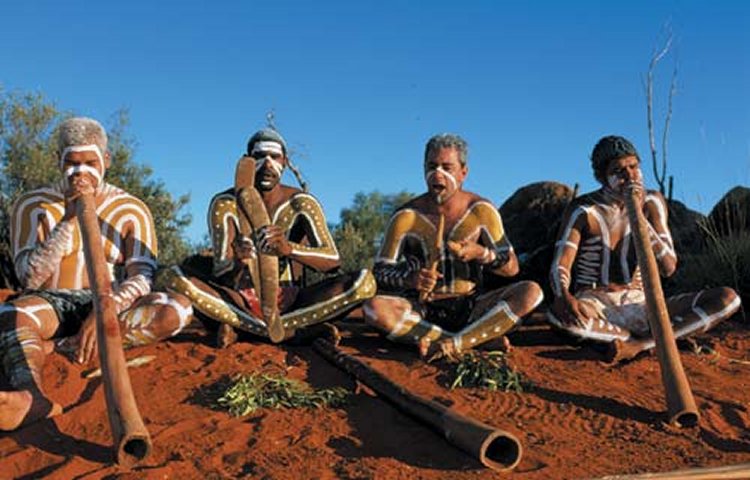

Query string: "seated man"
[363, 133, 544, 359]
[163, 128, 375, 344]
[548, 135, 741, 361]
[0, 117, 193, 430]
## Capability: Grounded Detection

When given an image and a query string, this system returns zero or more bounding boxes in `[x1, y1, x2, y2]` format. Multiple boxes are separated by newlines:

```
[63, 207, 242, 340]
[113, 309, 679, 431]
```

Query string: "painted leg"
[608, 287, 741, 363]
[281, 269, 376, 336]
[160, 266, 268, 338]
[119, 292, 194, 348]
[0, 298, 62, 431]
[437, 281, 544, 360]
[363, 295, 452, 357]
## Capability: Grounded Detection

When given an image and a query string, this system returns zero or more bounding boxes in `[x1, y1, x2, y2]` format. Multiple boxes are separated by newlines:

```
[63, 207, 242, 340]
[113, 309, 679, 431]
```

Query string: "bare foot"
[0, 389, 61, 431]
[421, 339, 460, 363]
[216, 323, 238, 349]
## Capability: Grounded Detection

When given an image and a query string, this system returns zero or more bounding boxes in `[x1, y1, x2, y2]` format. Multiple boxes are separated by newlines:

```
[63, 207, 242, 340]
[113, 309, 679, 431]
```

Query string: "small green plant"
[449, 351, 525, 392]
[217, 373, 349, 416]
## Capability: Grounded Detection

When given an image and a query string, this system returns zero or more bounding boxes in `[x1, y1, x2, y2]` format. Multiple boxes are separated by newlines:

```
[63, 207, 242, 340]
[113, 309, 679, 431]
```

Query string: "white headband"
[60, 144, 105, 171]
[251, 141, 284, 156]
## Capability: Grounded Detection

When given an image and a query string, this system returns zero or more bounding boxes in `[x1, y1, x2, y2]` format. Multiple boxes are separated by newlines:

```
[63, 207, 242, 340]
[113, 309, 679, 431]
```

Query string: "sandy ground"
[1, 310, 749, 480]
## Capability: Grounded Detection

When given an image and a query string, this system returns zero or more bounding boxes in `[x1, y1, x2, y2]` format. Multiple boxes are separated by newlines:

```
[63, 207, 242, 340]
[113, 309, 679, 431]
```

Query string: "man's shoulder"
[97, 183, 153, 217]
[397, 193, 430, 213]
[286, 189, 323, 211]
[210, 187, 236, 203]
[12, 186, 64, 214]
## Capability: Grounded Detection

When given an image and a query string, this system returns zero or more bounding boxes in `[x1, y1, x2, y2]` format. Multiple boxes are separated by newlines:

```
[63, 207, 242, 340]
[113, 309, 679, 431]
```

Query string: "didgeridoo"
[313, 339, 523, 471]
[624, 187, 698, 427]
[76, 194, 151, 466]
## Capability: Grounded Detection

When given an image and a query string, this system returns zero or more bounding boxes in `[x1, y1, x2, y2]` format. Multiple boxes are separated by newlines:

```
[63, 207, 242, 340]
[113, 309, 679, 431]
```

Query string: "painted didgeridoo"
[76, 194, 151, 466]
[234, 156, 284, 343]
[313, 339, 522, 472]
[624, 187, 699, 427]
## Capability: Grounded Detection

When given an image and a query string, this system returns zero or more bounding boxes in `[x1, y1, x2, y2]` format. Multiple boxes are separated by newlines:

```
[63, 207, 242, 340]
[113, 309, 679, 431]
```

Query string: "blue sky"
[2, 1, 748, 243]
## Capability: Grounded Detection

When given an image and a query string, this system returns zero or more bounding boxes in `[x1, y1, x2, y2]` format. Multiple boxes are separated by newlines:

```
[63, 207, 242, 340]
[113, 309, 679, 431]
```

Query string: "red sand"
[1, 311, 749, 479]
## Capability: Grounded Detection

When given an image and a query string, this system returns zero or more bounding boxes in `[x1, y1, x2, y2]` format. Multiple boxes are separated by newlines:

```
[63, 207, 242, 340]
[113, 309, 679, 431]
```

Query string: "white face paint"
[64, 165, 102, 186]
[60, 144, 105, 188]
[606, 174, 621, 191]
[425, 166, 458, 203]
[252, 141, 285, 188]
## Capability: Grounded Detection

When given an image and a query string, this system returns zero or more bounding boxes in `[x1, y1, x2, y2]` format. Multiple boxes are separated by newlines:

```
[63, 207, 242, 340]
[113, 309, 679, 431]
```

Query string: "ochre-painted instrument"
[77, 194, 151, 466]
[624, 187, 698, 427]
[234, 156, 284, 343]
[313, 339, 522, 472]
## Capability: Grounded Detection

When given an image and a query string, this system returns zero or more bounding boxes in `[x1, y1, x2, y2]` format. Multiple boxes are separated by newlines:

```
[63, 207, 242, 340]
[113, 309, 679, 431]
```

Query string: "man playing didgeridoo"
[363, 133, 544, 360]
[0, 117, 193, 430]
[163, 128, 375, 345]
[548, 135, 741, 362]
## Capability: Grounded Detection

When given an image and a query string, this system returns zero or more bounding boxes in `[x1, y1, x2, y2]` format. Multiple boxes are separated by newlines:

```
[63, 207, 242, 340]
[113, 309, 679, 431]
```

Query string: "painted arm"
[111, 201, 159, 314]
[643, 192, 677, 277]
[287, 196, 340, 272]
[481, 208, 518, 277]
[14, 220, 74, 289]
[549, 206, 589, 327]
[372, 210, 426, 294]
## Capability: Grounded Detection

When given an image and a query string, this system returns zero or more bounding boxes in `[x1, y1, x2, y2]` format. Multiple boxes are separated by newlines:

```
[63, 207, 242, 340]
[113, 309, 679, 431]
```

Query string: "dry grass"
[448, 351, 525, 392]
[217, 373, 349, 416]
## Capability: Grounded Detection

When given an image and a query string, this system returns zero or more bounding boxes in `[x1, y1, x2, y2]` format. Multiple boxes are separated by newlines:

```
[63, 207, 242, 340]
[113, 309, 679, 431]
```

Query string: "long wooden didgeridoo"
[313, 339, 522, 472]
[76, 194, 151, 467]
[234, 156, 284, 343]
[419, 214, 445, 304]
[624, 187, 699, 427]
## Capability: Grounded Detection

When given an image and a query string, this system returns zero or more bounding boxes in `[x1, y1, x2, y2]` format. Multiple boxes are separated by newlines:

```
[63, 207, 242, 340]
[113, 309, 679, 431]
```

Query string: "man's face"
[252, 142, 287, 191]
[604, 155, 642, 193]
[424, 147, 467, 203]
[61, 149, 106, 189]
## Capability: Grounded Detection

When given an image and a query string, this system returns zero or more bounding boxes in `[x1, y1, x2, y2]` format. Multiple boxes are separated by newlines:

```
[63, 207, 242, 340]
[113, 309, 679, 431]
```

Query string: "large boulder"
[495, 181, 576, 295]
[708, 186, 750, 236]
[667, 199, 706, 257]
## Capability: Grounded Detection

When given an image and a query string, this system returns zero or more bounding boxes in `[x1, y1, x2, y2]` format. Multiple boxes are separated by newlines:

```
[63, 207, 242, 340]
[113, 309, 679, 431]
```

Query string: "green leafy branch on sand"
[449, 351, 525, 392]
[217, 373, 349, 416]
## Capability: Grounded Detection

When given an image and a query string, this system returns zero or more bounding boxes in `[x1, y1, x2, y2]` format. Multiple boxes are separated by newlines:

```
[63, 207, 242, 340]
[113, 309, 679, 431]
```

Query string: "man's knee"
[0, 300, 54, 333]
[700, 286, 741, 314]
[508, 280, 544, 314]
[363, 296, 408, 331]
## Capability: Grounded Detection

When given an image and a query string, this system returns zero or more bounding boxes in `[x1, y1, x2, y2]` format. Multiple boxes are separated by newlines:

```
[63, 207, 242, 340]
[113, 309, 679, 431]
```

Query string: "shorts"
[576, 288, 650, 336]
[419, 294, 476, 332]
[22, 289, 95, 338]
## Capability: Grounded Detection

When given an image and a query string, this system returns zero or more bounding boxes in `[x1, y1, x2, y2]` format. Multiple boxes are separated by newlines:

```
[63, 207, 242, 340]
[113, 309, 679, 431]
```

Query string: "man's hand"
[75, 311, 98, 364]
[256, 225, 292, 257]
[412, 267, 442, 295]
[62, 176, 96, 221]
[551, 292, 588, 329]
[626, 181, 646, 209]
[447, 239, 486, 263]
[232, 235, 257, 261]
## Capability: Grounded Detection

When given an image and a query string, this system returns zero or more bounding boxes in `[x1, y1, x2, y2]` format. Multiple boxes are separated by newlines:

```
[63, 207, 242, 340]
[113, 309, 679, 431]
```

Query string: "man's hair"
[591, 135, 639, 183]
[58, 117, 108, 153]
[246, 128, 288, 156]
[424, 133, 468, 166]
